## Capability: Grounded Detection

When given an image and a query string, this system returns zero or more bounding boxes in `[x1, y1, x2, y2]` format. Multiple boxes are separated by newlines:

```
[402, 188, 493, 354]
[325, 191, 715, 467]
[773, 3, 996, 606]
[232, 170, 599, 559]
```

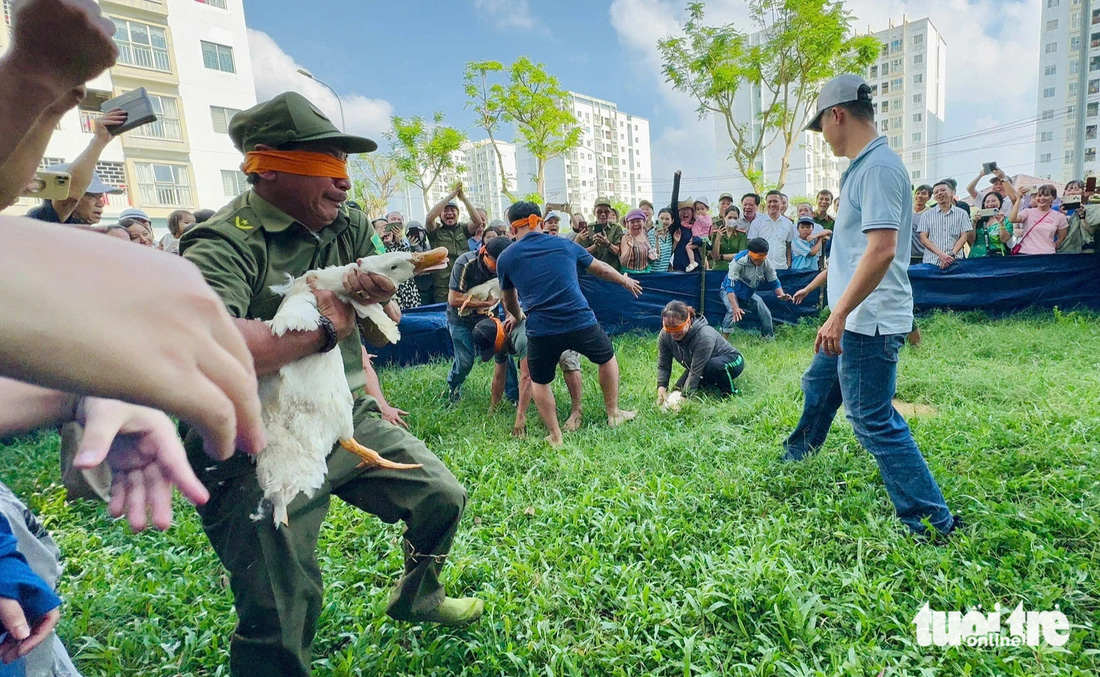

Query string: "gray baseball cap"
[805, 74, 873, 133]
[45, 163, 124, 195]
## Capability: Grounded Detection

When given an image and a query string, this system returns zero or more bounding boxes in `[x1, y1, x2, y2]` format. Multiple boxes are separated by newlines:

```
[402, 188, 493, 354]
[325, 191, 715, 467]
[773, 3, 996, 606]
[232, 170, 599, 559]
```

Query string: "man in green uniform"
[574, 196, 624, 270]
[425, 183, 484, 304]
[179, 92, 483, 677]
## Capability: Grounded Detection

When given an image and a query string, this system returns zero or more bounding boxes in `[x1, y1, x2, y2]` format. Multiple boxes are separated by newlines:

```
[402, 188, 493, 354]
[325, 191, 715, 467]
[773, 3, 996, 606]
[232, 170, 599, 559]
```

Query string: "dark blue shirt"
[497, 231, 597, 337]
[0, 514, 61, 622]
[25, 201, 78, 224]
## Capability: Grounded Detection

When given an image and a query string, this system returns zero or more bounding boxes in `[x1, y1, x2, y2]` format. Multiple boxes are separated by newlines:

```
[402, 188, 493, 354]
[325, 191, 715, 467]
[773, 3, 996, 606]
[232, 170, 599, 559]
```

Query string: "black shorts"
[527, 324, 614, 385]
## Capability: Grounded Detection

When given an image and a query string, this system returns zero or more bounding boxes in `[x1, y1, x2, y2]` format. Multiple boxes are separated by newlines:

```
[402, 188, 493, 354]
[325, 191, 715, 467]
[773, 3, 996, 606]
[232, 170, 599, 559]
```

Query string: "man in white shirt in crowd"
[748, 190, 795, 270]
[918, 180, 974, 269]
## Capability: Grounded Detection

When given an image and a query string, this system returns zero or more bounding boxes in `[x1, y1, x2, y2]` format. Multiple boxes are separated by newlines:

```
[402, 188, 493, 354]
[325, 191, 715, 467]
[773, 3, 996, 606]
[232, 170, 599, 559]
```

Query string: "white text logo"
[912, 603, 1070, 648]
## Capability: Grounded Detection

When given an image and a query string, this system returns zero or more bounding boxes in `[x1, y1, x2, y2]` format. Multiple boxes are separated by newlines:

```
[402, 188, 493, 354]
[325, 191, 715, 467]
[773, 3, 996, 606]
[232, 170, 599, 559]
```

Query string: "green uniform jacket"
[428, 221, 474, 300]
[575, 222, 624, 270]
[179, 190, 376, 395]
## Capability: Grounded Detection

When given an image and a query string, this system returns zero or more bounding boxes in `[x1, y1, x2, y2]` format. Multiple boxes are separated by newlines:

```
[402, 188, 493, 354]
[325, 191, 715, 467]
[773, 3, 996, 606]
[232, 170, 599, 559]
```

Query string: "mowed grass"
[3, 310, 1099, 676]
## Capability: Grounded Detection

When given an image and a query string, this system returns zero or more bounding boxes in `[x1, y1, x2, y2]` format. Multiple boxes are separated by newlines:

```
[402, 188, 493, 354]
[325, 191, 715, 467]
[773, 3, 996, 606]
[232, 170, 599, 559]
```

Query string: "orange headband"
[510, 214, 542, 234]
[663, 316, 691, 334]
[242, 150, 349, 179]
[749, 251, 768, 263]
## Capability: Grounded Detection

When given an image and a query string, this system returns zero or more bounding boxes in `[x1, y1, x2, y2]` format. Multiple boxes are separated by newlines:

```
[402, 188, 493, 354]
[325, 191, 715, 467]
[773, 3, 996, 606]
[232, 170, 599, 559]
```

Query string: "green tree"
[349, 153, 401, 218]
[659, 0, 879, 193]
[387, 112, 467, 214]
[465, 57, 582, 199]
[464, 61, 516, 204]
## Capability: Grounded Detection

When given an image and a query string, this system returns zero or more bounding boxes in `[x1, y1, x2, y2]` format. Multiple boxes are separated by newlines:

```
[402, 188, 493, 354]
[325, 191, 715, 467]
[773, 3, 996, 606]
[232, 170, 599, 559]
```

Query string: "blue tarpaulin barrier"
[373, 254, 1100, 366]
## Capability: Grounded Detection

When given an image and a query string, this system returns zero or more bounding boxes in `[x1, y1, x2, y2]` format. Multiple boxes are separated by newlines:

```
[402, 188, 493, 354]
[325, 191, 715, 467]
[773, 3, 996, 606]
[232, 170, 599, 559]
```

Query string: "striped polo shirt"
[917, 205, 973, 264]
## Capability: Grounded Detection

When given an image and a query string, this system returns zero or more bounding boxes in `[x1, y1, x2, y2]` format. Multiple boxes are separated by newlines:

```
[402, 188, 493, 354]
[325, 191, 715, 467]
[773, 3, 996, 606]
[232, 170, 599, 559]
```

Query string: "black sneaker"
[441, 388, 461, 405]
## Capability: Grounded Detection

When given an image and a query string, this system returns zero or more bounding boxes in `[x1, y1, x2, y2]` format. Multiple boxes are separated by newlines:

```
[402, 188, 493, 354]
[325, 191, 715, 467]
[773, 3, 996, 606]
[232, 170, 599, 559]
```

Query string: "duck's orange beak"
[410, 247, 449, 274]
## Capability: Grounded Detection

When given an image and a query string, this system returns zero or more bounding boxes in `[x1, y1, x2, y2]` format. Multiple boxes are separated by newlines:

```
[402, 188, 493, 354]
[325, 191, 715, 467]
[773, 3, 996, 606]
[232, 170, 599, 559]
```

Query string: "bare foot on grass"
[607, 410, 636, 427]
[563, 412, 582, 432]
[545, 434, 564, 448]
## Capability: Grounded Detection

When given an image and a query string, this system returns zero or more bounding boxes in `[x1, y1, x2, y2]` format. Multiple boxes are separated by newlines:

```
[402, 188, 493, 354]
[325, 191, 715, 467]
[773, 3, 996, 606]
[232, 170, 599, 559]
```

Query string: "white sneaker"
[685, 261, 699, 272]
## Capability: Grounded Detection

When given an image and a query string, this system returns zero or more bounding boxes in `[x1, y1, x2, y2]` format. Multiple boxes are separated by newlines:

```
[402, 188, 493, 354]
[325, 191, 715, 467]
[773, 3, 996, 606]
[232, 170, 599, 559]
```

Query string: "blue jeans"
[721, 292, 774, 337]
[447, 321, 518, 401]
[783, 331, 954, 534]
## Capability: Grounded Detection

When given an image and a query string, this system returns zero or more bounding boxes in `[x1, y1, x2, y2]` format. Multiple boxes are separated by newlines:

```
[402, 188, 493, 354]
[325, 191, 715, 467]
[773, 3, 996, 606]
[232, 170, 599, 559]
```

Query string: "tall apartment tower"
[516, 91, 652, 212]
[714, 17, 945, 199]
[0, 0, 258, 226]
[1035, 0, 1096, 182]
[865, 17, 947, 185]
[462, 139, 517, 221]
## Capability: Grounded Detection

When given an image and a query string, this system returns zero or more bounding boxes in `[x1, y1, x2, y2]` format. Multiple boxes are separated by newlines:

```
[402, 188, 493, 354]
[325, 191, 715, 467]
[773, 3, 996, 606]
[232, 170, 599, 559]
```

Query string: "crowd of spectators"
[1, 6, 1096, 670]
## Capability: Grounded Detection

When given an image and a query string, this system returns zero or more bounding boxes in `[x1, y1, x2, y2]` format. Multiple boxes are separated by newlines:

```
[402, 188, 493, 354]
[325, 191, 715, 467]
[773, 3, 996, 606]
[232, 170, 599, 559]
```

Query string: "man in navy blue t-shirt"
[496, 201, 642, 446]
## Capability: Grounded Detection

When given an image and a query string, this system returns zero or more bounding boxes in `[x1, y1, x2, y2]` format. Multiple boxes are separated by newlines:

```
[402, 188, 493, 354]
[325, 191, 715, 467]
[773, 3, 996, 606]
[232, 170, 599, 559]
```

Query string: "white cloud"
[474, 0, 536, 30]
[246, 29, 394, 143]
[610, 0, 1044, 192]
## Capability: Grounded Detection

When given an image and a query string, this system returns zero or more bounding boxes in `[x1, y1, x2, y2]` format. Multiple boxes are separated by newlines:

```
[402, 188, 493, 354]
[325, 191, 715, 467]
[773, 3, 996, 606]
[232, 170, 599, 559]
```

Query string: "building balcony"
[101, 0, 169, 18]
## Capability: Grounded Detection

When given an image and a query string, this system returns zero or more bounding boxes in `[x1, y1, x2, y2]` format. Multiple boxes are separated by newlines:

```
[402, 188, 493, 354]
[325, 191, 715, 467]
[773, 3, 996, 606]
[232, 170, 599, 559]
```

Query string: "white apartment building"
[714, 17, 945, 200]
[865, 17, 947, 185]
[0, 0, 258, 227]
[388, 139, 517, 223]
[1035, 0, 1095, 182]
[516, 91, 652, 213]
[460, 139, 517, 221]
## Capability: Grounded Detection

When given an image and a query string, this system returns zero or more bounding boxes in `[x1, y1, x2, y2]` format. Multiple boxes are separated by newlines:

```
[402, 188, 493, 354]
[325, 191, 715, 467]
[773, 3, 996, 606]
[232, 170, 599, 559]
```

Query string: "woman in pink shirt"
[1006, 183, 1068, 255]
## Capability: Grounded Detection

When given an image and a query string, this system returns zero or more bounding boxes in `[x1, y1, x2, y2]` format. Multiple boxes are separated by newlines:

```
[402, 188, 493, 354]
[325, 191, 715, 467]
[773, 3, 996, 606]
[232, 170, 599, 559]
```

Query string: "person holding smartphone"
[970, 192, 1013, 257]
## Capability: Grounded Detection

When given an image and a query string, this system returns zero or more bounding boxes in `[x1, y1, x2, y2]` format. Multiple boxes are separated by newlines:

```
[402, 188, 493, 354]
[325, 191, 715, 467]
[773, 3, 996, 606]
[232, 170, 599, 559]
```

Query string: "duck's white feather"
[255, 251, 428, 526]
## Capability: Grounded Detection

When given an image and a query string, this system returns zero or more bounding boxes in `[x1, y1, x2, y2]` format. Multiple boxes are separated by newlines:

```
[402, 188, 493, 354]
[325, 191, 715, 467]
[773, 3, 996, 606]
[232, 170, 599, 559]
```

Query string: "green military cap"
[593, 196, 612, 208]
[229, 91, 378, 154]
[719, 192, 733, 201]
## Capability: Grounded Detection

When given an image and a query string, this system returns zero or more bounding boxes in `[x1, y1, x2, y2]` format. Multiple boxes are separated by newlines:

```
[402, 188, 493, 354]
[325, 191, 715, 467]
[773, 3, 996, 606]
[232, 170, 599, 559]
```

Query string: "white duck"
[457, 277, 502, 316]
[256, 247, 449, 526]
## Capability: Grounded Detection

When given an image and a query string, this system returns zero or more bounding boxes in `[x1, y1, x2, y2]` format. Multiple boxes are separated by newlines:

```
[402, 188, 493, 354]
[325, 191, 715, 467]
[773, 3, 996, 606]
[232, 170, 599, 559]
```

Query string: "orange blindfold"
[242, 150, 349, 179]
[663, 316, 691, 334]
[510, 214, 543, 234]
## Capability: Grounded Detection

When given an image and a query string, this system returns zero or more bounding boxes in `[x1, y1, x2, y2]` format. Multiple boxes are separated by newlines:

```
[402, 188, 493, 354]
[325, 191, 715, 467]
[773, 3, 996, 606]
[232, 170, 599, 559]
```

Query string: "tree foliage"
[349, 153, 401, 218]
[464, 57, 582, 199]
[464, 61, 516, 203]
[659, 0, 879, 192]
[387, 112, 467, 213]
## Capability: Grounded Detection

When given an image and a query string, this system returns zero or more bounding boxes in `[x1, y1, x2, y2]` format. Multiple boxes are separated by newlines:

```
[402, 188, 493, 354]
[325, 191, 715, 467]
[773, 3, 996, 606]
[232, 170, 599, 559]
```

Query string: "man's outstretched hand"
[73, 397, 210, 532]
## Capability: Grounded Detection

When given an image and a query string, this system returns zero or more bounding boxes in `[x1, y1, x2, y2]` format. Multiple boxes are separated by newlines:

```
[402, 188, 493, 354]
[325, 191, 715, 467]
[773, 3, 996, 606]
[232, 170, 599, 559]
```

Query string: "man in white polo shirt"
[748, 190, 795, 269]
[782, 74, 958, 539]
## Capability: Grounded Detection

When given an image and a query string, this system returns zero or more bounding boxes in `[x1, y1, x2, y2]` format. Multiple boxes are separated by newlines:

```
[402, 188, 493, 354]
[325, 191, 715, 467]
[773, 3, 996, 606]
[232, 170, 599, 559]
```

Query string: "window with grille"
[134, 95, 183, 140]
[112, 19, 171, 72]
[201, 41, 236, 73]
[221, 170, 247, 197]
[2, 0, 12, 32]
[210, 106, 241, 133]
[196, 0, 228, 8]
[135, 162, 192, 206]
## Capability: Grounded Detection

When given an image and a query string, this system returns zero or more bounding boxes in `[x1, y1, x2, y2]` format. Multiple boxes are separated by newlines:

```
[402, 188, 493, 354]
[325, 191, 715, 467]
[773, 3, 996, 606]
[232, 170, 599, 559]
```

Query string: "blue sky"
[243, 0, 1044, 199]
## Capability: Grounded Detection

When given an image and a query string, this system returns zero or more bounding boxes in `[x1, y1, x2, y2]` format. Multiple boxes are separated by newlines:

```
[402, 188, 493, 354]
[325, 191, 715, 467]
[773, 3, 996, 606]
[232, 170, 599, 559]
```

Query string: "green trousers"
[186, 398, 467, 677]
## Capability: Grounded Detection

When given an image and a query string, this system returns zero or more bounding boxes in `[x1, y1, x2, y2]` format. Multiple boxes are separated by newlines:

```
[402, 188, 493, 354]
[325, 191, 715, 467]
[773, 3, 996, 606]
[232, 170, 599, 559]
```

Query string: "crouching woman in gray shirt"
[656, 301, 745, 404]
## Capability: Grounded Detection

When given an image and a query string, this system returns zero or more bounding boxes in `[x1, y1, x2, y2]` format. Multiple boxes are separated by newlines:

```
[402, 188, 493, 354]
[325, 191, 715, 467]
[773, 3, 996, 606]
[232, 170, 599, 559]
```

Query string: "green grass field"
[3, 310, 1099, 676]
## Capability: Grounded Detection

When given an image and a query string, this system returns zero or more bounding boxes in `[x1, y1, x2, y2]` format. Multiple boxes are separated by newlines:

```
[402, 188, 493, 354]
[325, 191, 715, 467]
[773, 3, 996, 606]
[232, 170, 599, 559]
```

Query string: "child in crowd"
[790, 216, 825, 270]
[685, 196, 713, 272]
[719, 238, 791, 339]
